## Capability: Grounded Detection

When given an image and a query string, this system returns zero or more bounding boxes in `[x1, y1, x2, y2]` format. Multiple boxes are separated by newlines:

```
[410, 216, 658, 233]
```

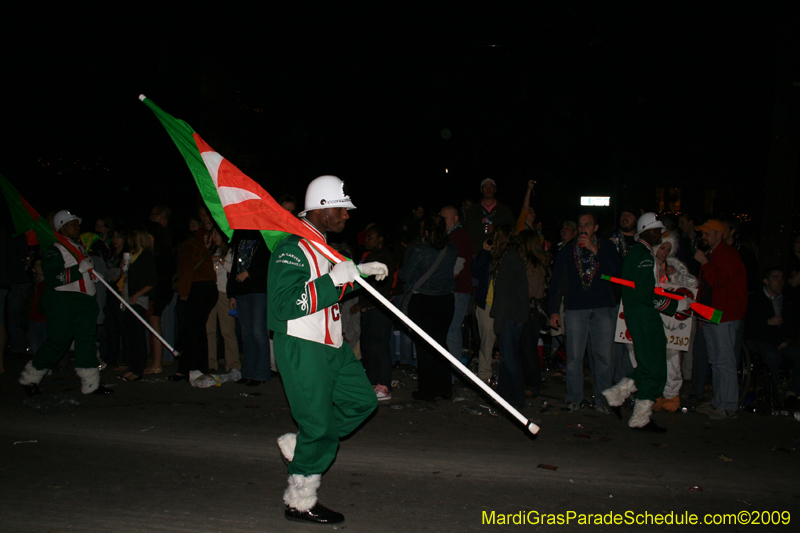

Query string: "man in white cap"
[465, 177, 515, 255]
[601, 213, 691, 432]
[268, 176, 387, 525]
[19, 210, 113, 396]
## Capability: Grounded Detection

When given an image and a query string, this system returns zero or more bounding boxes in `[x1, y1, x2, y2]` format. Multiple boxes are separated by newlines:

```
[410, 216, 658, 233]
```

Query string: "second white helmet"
[636, 212, 666, 236]
[298, 175, 356, 217]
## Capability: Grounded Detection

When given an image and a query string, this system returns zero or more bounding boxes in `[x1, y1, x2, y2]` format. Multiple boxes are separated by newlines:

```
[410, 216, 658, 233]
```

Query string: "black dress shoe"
[93, 385, 115, 395]
[235, 378, 250, 384]
[632, 421, 666, 433]
[285, 503, 344, 524]
[600, 395, 622, 420]
[245, 379, 264, 387]
[168, 374, 189, 382]
[22, 383, 42, 397]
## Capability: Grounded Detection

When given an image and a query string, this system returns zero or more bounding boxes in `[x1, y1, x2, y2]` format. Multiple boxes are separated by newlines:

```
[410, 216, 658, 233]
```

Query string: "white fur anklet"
[284, 474, 321, 512]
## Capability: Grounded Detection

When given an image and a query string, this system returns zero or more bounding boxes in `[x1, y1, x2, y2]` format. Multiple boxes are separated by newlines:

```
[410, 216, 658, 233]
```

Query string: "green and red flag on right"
[0, 173, 86, 261]
[138, 94, 344, 265]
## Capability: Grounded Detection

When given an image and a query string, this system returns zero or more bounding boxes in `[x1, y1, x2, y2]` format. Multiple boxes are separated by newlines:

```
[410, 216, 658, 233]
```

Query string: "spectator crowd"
[2, 178, 799, 425]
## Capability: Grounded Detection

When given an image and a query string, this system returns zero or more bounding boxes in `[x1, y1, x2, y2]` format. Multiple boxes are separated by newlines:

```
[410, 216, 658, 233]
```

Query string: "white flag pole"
[356, 280, 540, 435]
[93, 271, 179, 357]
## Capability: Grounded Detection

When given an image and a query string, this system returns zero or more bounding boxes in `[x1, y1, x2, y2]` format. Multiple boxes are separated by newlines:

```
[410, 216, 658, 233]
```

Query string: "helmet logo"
[320, 199, 327, 206]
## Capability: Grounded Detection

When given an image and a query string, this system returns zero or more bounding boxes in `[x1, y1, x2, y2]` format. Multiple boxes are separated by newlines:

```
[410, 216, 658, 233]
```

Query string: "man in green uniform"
[601, 213, 690, 432]
[269, 175, 387, 525]
[19, 210, 113, 396]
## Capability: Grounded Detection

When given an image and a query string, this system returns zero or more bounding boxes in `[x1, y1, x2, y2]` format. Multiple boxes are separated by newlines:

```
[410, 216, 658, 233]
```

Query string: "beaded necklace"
[446, 222, 463, 235]
[573, 237, 600, 290]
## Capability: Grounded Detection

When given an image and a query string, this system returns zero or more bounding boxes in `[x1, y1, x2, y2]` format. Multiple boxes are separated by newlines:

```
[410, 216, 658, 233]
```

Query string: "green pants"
[274, 332, 377, 476]
[33, 292, 99, 370]
[627, 310, 667, 401]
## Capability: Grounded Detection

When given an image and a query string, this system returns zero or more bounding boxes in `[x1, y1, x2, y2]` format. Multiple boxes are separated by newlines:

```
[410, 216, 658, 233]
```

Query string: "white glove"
[676, 297, 694, 313]
[329, 260, 360, 287]
[359, 262, 389, 281]
[78, 258, 94, 273]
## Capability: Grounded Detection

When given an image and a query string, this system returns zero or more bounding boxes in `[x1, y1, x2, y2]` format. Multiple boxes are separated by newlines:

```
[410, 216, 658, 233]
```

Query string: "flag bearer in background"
[601, 213, 690, 432]
[271, 176, 388, 525]
[19, 210, 114, 396]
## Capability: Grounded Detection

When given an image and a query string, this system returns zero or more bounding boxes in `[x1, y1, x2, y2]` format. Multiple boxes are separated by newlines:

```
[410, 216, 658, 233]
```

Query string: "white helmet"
[298, 175, 356, 218]
[53, 210, 82, 231]
[636, 212, 666, 236]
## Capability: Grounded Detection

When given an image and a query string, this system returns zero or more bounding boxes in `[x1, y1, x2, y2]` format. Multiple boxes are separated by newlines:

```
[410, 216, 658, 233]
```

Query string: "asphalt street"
[2, 356, 799, 532]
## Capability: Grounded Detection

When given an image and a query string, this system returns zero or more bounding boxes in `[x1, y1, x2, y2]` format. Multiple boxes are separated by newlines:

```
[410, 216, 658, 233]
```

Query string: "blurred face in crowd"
[112, 231, 124, 251]
[481, 181, 496, 201]
[722, 221, 736, 245]
[678, 215, 693, 235]
[462, 199, 473, 213]
[701, 229, 723, 250]
[364, 229, 383, 252]
[619, 211, 637, 233]
[150, 208, 167, 227]
[210, 228, 223, 247]
[188, 218, 201, 232]
[199, 208, 213, 228]
[656, 241, 672, 262]
[281, 200, 296, 214]
[412, 206, 425, 220]
[95, 218, 108, 237]
[560, 223, 577, 243]
[764, 270, 784, 296]
[439, 206, 459, 231]
[577, 215, 598, 239]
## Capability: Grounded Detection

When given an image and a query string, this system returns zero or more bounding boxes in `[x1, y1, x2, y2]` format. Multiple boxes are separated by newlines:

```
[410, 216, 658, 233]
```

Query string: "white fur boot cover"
[602, 377, 637, 407]
[277, 432, 297, 463]
[75, 367, 100, 394]
[19, 361, 48, 386]
[284, 474, 321, 512]
[628, 399, 655, 428]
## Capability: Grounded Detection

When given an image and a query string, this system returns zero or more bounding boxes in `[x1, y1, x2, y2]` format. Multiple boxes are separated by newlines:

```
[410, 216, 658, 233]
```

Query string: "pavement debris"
[23, 393, 80, 414]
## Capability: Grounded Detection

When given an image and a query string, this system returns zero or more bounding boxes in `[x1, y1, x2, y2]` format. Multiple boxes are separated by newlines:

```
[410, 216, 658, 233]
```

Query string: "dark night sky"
[2, 2, 795, 240]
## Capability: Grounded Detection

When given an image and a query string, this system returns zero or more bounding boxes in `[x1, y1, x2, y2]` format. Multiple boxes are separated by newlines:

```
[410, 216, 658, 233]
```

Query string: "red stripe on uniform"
[308, 281, 317, 314]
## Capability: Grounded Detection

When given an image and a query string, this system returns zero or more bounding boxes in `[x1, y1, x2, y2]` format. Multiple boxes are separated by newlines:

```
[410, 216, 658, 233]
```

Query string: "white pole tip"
[138, 94, 146, 102]
[528, 422, 540, 435]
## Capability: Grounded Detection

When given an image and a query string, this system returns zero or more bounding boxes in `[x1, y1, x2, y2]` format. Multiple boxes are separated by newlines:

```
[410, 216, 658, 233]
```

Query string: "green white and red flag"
[139, 95, 344, 265]
[0, 173, 86, 261]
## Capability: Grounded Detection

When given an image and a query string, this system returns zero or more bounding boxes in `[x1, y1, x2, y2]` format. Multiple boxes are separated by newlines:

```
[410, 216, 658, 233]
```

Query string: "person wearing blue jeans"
[564, 307, 616, 405]
[549, 213, 622, 411]
[228, 230, 271, 385]
[236, 292, 271, 383]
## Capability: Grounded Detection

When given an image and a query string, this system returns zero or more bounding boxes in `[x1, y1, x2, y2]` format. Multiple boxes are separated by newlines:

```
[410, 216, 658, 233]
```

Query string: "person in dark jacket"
[400, 215, 457, 401]
[119, 227, 158, 382]
[355, 225, 398, 401]
[489, 225, 529, 410]
[169, 230, 217, 382]
[228, 230, 271, 386]
[745, 267, 800, 407]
